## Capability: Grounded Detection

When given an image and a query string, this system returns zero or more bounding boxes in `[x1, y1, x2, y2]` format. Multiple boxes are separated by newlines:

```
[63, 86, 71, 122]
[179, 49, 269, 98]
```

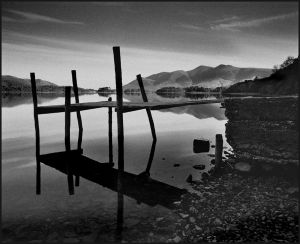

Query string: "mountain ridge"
[2, 75, 96, 94]
[124, 64, 271, 91]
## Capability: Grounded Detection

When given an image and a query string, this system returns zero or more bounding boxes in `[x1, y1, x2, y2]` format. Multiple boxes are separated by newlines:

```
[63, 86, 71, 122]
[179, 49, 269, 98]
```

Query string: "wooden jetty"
[30, 46, 224, 196]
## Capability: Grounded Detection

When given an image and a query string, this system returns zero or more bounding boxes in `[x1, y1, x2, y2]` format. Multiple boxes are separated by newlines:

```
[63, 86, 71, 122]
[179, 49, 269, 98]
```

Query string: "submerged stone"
[193, 164, 205, 170]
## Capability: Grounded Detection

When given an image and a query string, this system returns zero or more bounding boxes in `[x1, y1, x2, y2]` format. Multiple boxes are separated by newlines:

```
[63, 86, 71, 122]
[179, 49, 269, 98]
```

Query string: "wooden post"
[215, 134, 223, 165]
[136, 74, 157, 141]
[65, 86, 74, 195]
[30, 72, 41, 195]
[113, 47, 124, 235]
[71, 70, 82, 187]
[145, 139, 157, 175]
[113, 46, 124, 173]
[108, 97, 113, 164]
[116, 188, 124, 240]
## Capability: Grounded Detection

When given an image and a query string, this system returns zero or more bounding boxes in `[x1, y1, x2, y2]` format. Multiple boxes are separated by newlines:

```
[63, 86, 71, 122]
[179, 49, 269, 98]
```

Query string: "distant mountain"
[224, 58, 299, 95]
[2, 75, 96, 94]
[123, 65, 271, 91]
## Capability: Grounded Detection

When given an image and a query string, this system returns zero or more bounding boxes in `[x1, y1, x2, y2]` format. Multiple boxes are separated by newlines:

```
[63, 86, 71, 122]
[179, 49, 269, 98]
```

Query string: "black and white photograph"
[1, 1, 299, 243]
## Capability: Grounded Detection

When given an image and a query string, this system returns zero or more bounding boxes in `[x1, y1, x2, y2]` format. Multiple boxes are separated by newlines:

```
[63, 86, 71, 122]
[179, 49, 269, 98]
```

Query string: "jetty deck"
[36, 99, 224, 114]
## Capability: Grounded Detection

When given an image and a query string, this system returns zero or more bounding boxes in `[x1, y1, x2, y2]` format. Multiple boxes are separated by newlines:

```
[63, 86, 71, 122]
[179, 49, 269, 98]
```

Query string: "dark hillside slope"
[224, 58, 299, 95]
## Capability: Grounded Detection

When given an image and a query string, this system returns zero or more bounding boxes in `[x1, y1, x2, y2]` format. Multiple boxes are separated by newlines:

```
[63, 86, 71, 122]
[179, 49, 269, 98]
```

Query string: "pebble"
[214, 218, 222, 225]
[234, 162, 251, 172]
[63, 238, 80, 243]
[156, 217, 164, 222]
[287, 187, 298, 194]
[195, 225, 202, 231]
[179, 213, 189, 218]
[189, 217, 196, 223]
[173, 236, 181, 243]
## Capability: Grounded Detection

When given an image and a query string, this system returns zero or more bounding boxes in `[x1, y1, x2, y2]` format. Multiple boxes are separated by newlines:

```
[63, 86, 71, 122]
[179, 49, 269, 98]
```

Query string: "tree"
[272, 65, 279, 73]
[279, 56, 295, 69]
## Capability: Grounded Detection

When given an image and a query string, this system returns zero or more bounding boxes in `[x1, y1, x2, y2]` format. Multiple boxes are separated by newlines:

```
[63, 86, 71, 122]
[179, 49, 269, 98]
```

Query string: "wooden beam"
[71, 70, 82, 187]
[136, 74, 157, 141]
[65, 86, 74, 195]
[113, 46, 124, 174]
[30, 72, 41, 195]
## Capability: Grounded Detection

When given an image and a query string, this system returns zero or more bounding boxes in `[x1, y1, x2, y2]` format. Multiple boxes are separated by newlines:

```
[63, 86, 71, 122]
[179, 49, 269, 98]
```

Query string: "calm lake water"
[2, 93, 229, 240]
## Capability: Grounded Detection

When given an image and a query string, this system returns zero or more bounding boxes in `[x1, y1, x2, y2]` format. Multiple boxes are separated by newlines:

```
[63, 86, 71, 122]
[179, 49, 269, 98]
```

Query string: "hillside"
[224, 58, 299, 95]
[2, 75, 96, 94]
[123, 65, 271, 91]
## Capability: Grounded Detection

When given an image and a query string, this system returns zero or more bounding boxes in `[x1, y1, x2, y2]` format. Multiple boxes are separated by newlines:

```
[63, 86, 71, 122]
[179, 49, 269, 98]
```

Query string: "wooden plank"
[71, 70, 82, 187]
[113, 46, 125, 176]
[108, 97, 113, 164]
[65, 86, 74, 195]
[30, 72, 41, 195]
[137, 74, 157, 141]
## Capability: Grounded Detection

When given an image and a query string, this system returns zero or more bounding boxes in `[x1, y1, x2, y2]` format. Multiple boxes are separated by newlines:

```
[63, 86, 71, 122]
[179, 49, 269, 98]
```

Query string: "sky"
[2, 1, 299, 89]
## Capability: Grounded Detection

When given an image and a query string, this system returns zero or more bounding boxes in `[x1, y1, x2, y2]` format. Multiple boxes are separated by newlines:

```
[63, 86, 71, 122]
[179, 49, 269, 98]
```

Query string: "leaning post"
[136, 74, 157, 141]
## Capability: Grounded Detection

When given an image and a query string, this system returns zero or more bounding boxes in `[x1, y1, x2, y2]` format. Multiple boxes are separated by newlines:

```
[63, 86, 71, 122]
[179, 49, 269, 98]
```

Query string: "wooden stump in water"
[215, 134, 223, 165]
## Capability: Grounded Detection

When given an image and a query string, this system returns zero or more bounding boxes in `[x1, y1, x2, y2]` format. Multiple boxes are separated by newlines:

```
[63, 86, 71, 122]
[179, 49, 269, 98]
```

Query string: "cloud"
[5, 9, 84, 25]
[177, 23, 206, 31]
[211, 16, 240, 24]
[211, 12, 298, 31]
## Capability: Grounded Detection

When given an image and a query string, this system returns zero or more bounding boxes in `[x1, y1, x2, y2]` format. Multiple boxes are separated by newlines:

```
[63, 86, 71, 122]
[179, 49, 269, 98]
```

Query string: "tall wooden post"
[136, 74, 157, 141]
[71, 70, 82, 187]
[113, 46, 124, 173]
[65, 86, 74, 195]
[108, 97, 113, 164]
[113, 47, 124, 237]
[30, 73, 41, 195]
[215, 134, 223, 165]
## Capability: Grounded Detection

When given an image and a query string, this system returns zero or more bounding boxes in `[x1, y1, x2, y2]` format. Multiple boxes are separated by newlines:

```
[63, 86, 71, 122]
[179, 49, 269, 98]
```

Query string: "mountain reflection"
[122, 93, 226, 121]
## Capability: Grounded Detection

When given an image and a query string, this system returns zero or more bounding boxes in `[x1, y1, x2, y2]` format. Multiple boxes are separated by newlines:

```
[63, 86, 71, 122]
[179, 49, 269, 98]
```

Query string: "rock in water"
[193, 139, 210, 153]
[193, 164, 205, 170]
[234, 162, 251, 172]
[186, 174, 193, 183]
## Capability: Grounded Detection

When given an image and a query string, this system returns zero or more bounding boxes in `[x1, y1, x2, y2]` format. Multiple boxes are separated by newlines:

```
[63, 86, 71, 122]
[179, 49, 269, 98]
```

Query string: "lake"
[2, 92, 232, 242]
